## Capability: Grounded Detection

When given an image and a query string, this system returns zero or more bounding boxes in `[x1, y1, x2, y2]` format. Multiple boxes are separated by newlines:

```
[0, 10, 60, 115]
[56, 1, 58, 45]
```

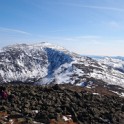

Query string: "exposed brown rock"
[0, 84, 123, 124]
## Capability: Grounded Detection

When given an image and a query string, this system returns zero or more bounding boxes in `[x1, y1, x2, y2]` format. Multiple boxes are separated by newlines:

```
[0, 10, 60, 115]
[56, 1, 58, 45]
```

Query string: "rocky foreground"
[0, 84, 124, 124]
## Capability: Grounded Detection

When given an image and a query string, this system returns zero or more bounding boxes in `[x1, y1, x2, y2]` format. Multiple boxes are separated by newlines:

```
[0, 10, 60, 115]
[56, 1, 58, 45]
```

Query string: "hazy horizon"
[0, 0, 124, 56]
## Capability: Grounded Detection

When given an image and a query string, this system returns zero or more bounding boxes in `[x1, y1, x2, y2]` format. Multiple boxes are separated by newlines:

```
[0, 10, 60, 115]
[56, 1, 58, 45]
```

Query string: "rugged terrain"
[0, 84, 124, 124]
[0, 42, 124, 96]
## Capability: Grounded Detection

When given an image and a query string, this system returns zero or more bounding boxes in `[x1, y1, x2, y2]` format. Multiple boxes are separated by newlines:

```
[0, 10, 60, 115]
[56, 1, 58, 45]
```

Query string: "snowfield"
[0, 42, 124, 93]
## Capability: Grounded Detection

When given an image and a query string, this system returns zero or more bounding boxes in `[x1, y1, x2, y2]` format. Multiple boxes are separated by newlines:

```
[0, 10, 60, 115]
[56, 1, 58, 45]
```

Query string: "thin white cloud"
[27, 1, 124, 12]
[61, 35, 101, 43]
[73, 35, 101, 39]
[0, 27, 30, 35]
[64, 3, 124, 12]
[80, 5, 124, 12]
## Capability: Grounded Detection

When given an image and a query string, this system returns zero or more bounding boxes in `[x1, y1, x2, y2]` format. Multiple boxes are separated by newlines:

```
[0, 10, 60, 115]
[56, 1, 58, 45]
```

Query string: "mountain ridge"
[0, 42, 124, 96]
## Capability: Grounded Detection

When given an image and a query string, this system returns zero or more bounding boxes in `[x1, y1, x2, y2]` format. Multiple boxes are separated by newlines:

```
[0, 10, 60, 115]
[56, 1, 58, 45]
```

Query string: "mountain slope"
[0, 43, 74, 83]
[98, 57, 124, 73]
[0, 42, 124, 96]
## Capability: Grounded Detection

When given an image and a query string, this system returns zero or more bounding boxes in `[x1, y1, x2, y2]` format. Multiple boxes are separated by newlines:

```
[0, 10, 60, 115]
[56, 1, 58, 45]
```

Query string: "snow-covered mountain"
[0, 42, 124, 95]
[113, 56, 124, 61]
[88, 55, 124, 61]
[98, 57, 124, 73]
[0, 42, 75, 83]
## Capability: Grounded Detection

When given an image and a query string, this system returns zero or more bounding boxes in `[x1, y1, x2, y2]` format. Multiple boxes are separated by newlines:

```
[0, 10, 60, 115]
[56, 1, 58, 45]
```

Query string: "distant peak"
[27, 42, 67, 52]
[2, 42, 69, 54]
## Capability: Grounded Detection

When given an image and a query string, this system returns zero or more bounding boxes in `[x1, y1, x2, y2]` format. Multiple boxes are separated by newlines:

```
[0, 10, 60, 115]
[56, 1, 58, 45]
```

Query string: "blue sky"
[0, 0, 124, 56]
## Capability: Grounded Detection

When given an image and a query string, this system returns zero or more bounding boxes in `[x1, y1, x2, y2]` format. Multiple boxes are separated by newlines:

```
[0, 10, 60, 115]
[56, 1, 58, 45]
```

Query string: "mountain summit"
[0, 42, 74, 83]
[0, 42, 124, 95]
